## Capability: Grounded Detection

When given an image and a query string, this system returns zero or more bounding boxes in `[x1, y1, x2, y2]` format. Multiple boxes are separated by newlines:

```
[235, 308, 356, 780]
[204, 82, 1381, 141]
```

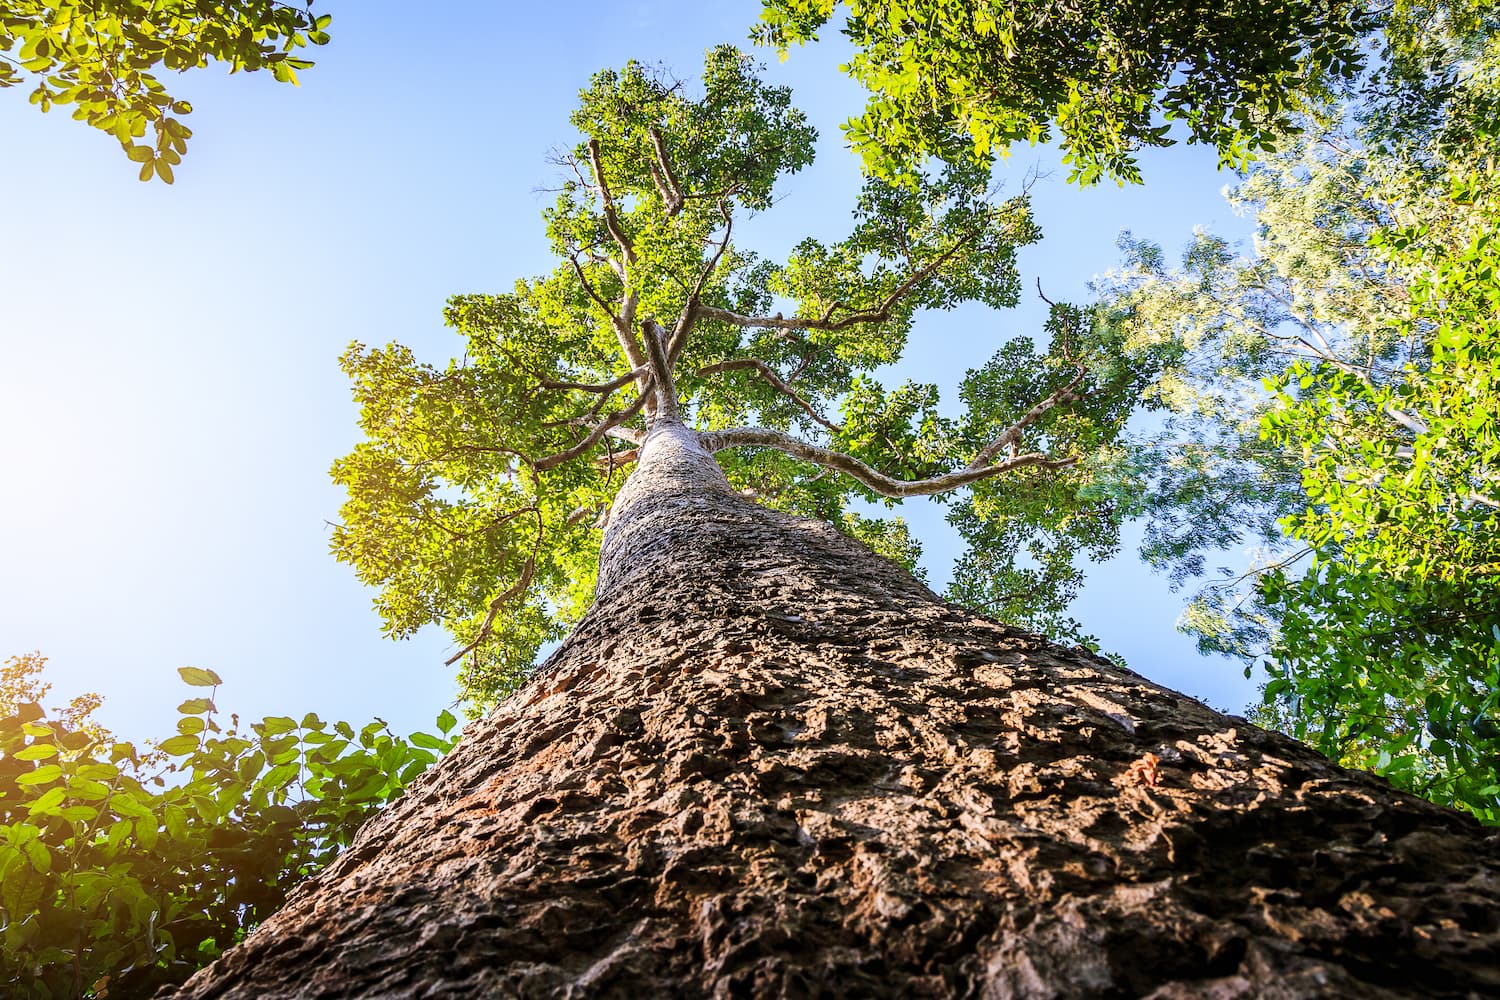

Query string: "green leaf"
[436, 709, 457, 735]
[14, 743, 58, 760]
[17, 764, 62, 786]
[178, 667, 222, 688]
[159, 734, 201, 756]
[24, 839, 50, 874]
[26, 786, 67, 815]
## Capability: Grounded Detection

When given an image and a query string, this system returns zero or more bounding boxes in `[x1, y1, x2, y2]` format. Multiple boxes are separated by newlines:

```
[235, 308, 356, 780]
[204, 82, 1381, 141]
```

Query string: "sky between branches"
[0, 0, 1256, 741]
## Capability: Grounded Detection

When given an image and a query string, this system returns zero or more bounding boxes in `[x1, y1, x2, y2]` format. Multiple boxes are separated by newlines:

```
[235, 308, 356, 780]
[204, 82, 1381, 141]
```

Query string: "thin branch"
[587, 138, 636, 266]
[696, 358, 840, 432]
[538, 366, 646, 395]
[569, 253, 619, 318]
[969, 367, 1087, 468]
[667, 201, 734, 366]
[535, 390, 650, 471]
[701, 426, 1078, 498]
[695, 226, 983, 335]
[569, 254, 647, 375]
[647, 126, 684, 216]
[444, 550, 539, 666]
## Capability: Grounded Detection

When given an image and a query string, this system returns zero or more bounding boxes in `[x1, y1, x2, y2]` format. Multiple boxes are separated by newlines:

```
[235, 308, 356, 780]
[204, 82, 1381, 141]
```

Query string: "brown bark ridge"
[166, 427, 1500, 998]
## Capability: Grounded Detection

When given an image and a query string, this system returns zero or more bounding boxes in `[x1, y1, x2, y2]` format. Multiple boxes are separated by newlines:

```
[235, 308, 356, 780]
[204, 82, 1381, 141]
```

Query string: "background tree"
[1090, 0, 1500, 819]
[754, 0, 1372, 184]
[0, 653, 455, 996]
[330, 46, 1172, 706]
[0, 0, 331, 181]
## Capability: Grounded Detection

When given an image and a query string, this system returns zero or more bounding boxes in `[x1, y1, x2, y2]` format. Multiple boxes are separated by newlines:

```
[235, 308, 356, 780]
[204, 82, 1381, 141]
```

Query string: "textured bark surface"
[166, 431, 1500, 998]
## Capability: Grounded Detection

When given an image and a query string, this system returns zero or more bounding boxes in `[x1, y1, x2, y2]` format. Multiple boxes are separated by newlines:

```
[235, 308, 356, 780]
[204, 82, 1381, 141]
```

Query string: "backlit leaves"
[1, 1, 330, 179]
[0, 653, 457, 996]
[757, 0, 1372, 184]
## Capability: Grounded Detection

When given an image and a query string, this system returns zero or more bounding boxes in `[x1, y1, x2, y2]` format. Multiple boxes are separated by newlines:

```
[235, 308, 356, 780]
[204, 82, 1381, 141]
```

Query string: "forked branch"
[642, 318, 680, 423]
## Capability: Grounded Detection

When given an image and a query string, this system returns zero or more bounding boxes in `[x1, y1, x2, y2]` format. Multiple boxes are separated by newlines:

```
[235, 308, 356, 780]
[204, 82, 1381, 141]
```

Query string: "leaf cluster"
[756, 0, 1373, 184]
[0, 653, 456, 996]
[1, 1, 330, 181]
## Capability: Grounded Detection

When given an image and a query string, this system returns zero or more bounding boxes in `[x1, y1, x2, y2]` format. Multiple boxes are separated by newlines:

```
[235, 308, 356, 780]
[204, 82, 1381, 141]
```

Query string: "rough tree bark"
[166, 425, 1500, 998]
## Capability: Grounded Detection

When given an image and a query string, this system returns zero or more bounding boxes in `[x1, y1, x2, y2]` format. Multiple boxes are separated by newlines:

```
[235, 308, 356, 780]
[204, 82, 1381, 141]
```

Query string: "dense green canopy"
[755, 0, 1372, 184]
[1094, 0, 1500, 820]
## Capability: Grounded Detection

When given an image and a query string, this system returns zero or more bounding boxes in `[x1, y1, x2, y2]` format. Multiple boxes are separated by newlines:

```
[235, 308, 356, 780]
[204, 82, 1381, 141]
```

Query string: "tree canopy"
[0, 1, 330, 181]
[1092, 0, 1500, 820]
[754, 0, 1373, 184]
[331, 46, 1169, 705]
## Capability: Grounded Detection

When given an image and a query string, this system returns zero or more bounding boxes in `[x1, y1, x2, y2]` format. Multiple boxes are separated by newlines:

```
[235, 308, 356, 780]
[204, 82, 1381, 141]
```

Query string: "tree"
[0, 653, 455, 996]
[329, 47, 1165, 705]
[1089, 0, 1500, 820]
[0, 1, 331, 181]
[755, 0, 1373, 184]
[159, 50, 1500, 997]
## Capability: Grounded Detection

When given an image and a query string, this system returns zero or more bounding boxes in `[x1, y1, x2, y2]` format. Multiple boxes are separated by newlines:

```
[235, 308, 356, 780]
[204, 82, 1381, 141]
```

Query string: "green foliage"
[0, 1, 330, 180]
[1094, 3, 1500, 820]
[755, 0, 1372, 184]
[0, 653, 456, 996]
[332, 48, 1172, 702]
[1254, 156, 1500, 822]
[946, 304, 1177, 638]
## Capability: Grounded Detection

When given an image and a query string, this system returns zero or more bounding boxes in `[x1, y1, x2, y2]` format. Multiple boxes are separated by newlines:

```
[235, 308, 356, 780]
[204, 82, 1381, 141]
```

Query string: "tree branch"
[701, 426, 1078, 498]
[443, 508, 543, 667]
[694, 228, 980, 335]
[569, 253, 647, 377]
[642, 319, 680, 423]
[538, 366, 646, 395]
[647, 126, 684, 216]
[667, 202, 734, 367]
[536, 390, 650, 470]
[587, 138, 636, 266]
[969, 367, 1088, 468]
[696, 358, 840, 432]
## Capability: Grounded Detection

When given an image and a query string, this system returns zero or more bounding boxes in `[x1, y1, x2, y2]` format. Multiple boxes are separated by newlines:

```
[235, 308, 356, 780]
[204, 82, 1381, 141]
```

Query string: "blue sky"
[0, 1, 1259, 743]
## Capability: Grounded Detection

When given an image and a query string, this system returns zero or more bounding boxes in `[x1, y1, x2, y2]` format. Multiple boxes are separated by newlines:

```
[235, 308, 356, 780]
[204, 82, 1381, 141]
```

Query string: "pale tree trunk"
[165, 425, 1500, 998]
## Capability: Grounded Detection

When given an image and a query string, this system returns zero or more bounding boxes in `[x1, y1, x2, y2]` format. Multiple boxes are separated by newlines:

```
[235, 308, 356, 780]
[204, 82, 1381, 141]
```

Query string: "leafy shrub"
[0, 653, 458, 997]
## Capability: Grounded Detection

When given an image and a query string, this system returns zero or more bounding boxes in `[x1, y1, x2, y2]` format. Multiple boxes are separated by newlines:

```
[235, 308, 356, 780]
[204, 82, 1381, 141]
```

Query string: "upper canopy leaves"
[756, 0, 1374, 184]
[331, 48, 1169, 705]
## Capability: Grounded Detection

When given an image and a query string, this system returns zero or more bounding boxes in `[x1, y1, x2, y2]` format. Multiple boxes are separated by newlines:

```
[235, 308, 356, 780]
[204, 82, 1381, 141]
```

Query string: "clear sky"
[1, 1, 1259, 745]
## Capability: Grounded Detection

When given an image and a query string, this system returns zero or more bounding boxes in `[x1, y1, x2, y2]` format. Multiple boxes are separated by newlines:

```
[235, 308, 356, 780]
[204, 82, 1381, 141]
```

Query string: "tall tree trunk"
[166, 427, 1500, 998]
